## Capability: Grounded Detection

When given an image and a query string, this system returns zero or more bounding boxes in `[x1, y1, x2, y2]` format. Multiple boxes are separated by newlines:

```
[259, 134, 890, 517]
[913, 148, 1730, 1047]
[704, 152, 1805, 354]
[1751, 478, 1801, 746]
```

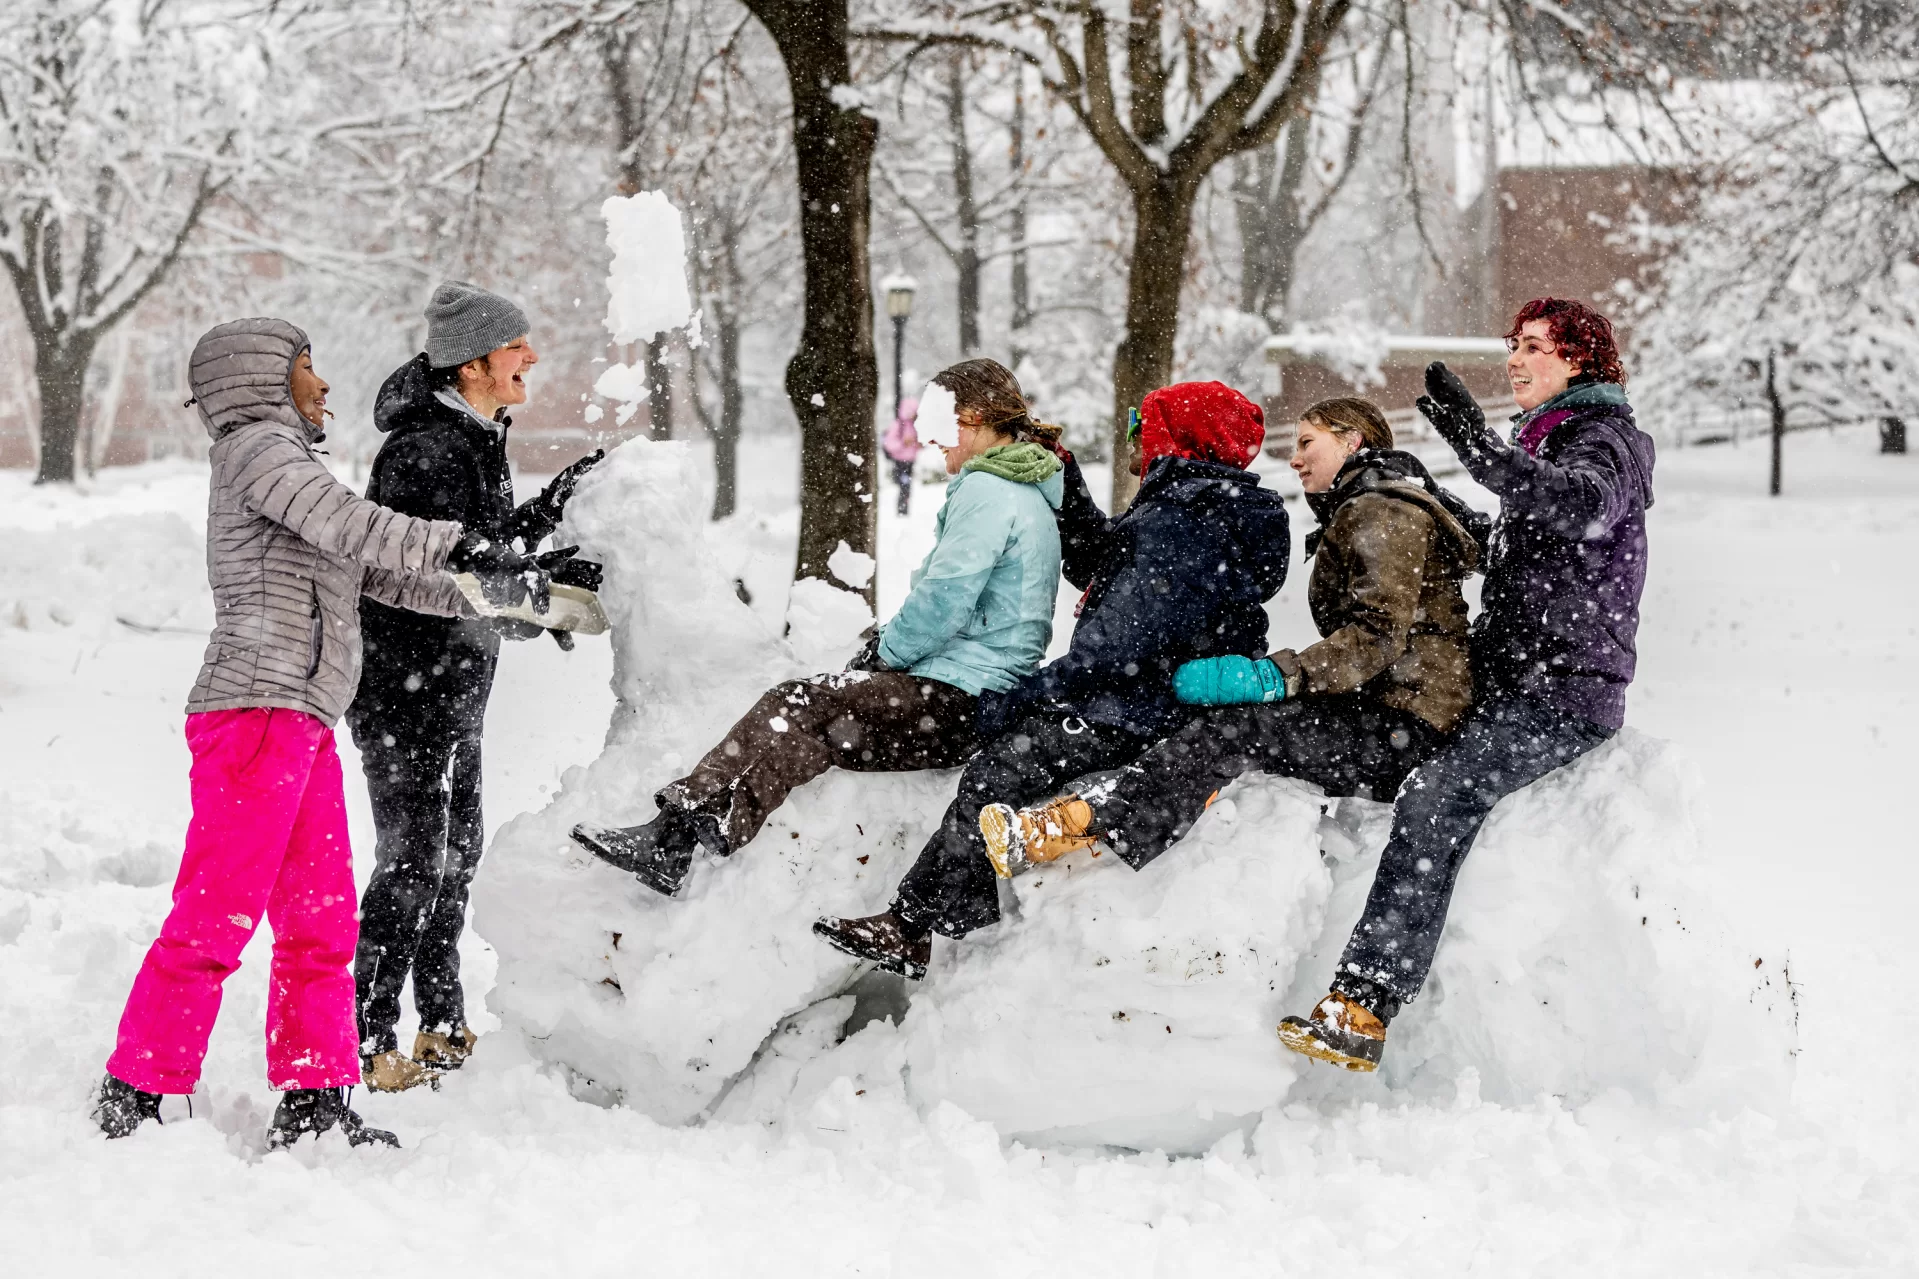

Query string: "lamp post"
[881, 273, 917, 419]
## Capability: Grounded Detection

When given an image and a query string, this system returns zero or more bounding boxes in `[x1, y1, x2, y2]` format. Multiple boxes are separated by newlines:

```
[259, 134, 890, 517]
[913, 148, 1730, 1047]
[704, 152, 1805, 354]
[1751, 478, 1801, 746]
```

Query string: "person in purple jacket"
[1280, 297, 1655, 1073]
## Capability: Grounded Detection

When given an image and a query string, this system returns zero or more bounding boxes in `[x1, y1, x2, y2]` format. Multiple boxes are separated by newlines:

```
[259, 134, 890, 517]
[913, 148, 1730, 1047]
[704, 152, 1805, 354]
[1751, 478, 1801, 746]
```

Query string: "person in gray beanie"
[349, 281, 605, 1093]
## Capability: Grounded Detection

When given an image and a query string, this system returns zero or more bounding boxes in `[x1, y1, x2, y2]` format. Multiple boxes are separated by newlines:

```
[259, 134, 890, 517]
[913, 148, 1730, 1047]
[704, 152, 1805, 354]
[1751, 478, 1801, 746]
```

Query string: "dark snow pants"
[1335, 692, 1614, 1006]
[893, 712, 1152, 939]
[662, 671, 980, 854]
[1095, 694, 1445, 870]
[349, 723, 485, 1057]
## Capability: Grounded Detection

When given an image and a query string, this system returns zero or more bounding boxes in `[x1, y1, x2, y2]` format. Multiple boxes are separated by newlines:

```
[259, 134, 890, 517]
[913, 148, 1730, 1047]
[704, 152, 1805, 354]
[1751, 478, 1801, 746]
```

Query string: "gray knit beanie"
[424, 280, 530, 369]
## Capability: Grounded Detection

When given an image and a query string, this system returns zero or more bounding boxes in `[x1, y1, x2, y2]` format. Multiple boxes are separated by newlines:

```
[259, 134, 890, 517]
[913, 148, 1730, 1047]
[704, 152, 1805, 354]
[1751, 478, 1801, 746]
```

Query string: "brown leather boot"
[1277, 990, 1389, 1072]
[812, 910, 932, 980]
[414, 1026, 478, 1070]
[980, 796, 1097, 879]
[362, 1049, 440, 1093]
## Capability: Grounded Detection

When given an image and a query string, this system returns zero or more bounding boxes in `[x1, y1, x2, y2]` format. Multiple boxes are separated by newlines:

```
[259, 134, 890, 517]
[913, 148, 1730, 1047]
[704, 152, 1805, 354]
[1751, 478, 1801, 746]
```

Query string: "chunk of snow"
[602, 191, 694, 346]
[593, 362, 648, 404]
[826, 540, 875, 590]
[915, 382, 959, 448]
[582, 403, 604, 425]
[785, 577, 873, 669]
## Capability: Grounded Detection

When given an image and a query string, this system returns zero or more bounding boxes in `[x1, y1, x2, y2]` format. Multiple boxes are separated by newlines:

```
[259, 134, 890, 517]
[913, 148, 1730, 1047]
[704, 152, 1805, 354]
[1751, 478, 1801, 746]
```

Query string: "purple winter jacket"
[1457, 391, 1655, 730]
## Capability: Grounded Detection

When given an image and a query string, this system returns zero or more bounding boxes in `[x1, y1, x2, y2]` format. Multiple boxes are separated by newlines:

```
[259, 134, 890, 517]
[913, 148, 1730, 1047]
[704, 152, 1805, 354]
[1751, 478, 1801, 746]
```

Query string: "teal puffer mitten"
[1172, 655, 1286, 705]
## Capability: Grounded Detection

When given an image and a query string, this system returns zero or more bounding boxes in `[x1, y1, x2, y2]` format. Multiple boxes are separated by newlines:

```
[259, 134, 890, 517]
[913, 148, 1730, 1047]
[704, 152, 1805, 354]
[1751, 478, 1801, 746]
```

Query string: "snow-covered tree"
[0, 0, 310, 483]
[1630, 12, 1919, 459]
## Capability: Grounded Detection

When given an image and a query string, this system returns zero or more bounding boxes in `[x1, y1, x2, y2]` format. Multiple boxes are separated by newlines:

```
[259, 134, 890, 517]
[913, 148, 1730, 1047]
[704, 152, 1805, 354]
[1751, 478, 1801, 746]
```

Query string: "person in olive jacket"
[350, 281, 603, 1092]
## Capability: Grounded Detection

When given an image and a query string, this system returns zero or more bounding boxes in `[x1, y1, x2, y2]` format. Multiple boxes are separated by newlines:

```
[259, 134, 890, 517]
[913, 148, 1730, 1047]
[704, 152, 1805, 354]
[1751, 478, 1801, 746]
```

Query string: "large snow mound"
[476, 440, 1794, 1150]
[0, 512, 210, 636]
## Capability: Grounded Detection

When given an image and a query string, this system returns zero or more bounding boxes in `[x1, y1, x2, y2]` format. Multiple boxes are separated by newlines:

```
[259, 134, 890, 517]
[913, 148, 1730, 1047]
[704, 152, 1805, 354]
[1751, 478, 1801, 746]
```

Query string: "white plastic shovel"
[451, 573, 610, 636]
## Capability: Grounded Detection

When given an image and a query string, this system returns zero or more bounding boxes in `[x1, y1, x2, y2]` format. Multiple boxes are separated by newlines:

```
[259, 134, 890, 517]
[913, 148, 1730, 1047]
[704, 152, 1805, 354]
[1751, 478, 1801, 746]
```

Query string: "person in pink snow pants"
[93, 316, 552, 1149]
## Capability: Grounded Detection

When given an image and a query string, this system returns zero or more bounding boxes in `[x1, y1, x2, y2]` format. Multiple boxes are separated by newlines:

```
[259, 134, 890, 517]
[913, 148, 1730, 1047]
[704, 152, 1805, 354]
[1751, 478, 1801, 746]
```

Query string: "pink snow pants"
[107, 709, 360, 1093]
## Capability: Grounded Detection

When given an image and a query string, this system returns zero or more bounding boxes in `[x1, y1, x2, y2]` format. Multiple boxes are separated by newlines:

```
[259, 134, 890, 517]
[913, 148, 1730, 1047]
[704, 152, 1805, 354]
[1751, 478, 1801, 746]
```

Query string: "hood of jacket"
[1134, 454, 1290, 597]
[374, 352, 501, 440]
[188, 317, 315, 443]
[1305, 448, 1489, 570]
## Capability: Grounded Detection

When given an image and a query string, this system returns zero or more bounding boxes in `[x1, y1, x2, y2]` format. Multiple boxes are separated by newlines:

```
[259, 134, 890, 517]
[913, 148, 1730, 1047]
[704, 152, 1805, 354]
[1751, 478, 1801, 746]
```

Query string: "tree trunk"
[711, 294, 744, 520]
[645, 335, 674, 441]
[743, 0, 880, 605]
[947, 51, 981, 355]
[1767, 350, 1784, 498]
[32, 336, 96, 485]
[1008, 73, 1032, 372]
[1234, 119, 1310, 324]
[1109, 178, 1196, 508]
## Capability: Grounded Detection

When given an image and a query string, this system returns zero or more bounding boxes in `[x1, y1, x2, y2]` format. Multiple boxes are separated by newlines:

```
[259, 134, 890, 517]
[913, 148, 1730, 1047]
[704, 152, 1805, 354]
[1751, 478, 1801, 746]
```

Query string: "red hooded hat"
[1137, 381, 1265, 469]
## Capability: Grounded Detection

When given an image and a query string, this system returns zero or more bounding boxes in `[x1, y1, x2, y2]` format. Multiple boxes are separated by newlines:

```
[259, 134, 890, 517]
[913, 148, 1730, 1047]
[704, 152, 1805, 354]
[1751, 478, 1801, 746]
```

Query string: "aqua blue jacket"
[877, 467, 1065, 695]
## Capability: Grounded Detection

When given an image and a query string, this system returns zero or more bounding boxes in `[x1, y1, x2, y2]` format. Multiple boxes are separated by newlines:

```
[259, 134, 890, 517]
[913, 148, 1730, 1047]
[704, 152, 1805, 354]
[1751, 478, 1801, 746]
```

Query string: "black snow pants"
[892, 711, 1151, 939]
[1335, 692, 1614, 1006]
[349, 722, 486, 1057]
[1095, 694, 1445, 870]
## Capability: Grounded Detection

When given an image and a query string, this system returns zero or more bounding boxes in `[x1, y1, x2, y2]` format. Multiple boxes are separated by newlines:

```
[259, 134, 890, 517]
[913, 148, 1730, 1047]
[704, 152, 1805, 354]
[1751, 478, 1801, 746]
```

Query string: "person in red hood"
[816, 381, 1291, 977]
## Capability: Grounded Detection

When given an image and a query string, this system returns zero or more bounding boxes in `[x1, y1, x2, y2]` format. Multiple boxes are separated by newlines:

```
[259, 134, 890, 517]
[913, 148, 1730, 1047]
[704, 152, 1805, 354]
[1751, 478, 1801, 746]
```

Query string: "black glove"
[448, 531, 551, 615]
[535, 545, 604, 592]
[548, 629, 576, 652]
[1416, 362, 1495, 460]
[518, 449, 605, 544]
[845, 632, 893, 673]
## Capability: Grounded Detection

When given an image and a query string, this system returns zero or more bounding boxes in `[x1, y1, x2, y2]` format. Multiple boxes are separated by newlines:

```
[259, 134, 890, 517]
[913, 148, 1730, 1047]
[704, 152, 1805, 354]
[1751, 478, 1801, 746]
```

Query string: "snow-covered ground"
[2, 427, 1914, 1275]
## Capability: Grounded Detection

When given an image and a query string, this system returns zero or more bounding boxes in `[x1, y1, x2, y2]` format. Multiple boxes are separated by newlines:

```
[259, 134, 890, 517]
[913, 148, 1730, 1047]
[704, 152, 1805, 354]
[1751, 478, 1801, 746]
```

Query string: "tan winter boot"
[1277, 990, 1388, 1072]
[980, 796, 1097, 879]
[413, 1026, 478, 1070]
[363, 1048, 440, 1093]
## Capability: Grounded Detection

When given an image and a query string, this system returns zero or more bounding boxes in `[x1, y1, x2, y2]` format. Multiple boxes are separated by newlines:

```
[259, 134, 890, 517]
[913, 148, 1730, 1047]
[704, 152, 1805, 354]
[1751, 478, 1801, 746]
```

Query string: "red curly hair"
[1504, 298, 1627, 385]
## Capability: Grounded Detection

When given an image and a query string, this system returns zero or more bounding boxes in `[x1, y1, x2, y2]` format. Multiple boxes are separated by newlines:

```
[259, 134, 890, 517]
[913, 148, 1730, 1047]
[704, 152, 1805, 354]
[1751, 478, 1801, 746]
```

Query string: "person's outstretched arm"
[1054, 453, 1114, 590]
[231, 422, 463, 575]
[1420, 362, 1640, 540]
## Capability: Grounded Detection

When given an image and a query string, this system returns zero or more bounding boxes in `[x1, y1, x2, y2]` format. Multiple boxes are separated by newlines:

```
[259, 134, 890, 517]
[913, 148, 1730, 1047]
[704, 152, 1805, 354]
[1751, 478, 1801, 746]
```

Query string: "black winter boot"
[571, 811, 703, 896]
[267, 1087, 399, 1150]
[93, 1074, 162, 1139]
[812, 911, 932, 981]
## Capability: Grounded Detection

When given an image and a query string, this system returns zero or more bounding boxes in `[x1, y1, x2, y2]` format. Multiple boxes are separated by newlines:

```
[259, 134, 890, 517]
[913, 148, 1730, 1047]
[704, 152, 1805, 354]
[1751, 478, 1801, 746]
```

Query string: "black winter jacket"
[981, 454, 1291, 738]
[349, 355, 562, 740]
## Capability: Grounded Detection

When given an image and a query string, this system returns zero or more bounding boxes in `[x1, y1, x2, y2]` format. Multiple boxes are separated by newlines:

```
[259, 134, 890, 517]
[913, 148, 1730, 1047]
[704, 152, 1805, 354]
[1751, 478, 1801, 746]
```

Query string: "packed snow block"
[741, 733, 1790, 1148]
[877, 778, 1335, 1152]
[475, 439, 932, 1124]
[1297, 730, 1797, 1114]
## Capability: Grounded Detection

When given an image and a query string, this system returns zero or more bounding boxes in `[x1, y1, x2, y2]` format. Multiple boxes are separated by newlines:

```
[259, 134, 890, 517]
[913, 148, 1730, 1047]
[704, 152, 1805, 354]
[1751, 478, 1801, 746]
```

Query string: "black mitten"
[1416, 362, 1497, 463]
[448, 532, 551, 614]
[535, 545, 604, 593]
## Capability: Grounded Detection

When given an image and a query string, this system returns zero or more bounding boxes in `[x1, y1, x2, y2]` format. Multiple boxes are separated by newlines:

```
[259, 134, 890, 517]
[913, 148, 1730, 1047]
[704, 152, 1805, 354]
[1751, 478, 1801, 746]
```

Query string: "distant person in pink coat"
[883, 396, 922, 515]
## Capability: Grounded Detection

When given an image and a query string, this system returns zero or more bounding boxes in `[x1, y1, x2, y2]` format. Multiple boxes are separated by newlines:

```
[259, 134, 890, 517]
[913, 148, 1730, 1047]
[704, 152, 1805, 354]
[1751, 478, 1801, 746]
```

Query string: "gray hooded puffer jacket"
[184, 318, 467, 726]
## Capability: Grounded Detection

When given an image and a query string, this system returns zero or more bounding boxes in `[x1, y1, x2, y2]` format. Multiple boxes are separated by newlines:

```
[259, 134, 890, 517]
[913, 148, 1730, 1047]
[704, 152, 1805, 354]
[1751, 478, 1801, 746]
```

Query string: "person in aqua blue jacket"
[572, 359, 1065, 896]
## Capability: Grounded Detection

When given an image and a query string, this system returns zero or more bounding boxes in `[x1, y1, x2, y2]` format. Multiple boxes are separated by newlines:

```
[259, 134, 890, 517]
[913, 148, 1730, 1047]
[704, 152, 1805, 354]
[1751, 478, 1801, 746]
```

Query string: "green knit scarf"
[962, 442, 1062, 485]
